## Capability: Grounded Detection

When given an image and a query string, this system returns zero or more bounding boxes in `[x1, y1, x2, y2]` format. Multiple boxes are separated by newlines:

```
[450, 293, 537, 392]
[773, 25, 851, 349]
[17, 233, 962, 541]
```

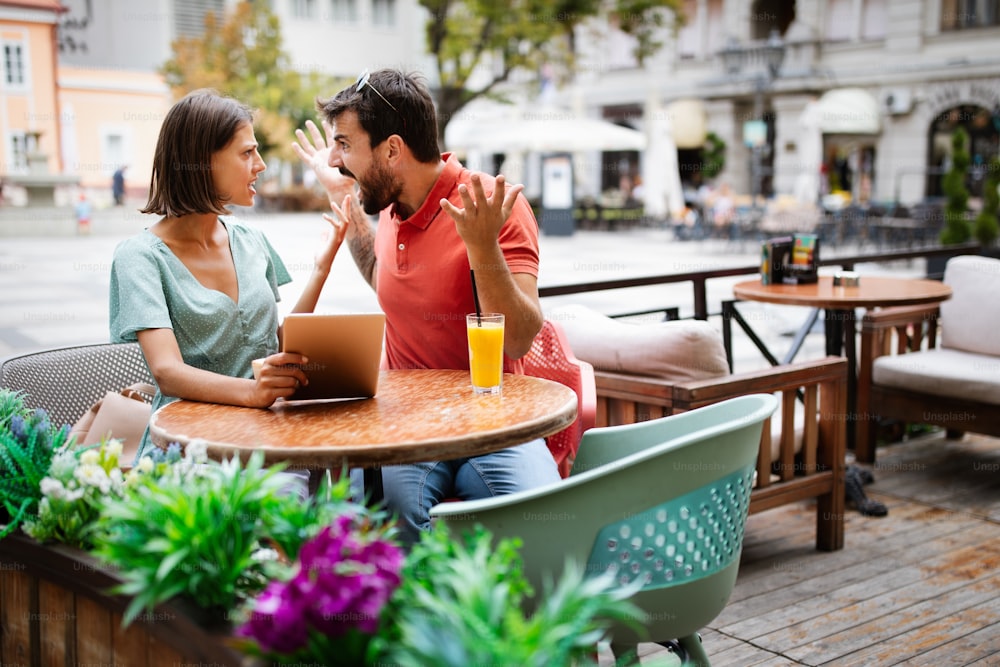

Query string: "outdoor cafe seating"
[433, 393, 777, 665]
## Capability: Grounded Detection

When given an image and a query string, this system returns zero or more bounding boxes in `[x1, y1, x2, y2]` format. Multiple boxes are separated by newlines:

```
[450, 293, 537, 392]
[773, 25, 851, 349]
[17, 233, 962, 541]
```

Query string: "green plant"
[974, 157, 1000, 247]
[91, 450, 327, 624]
[371, 523, 644, 667]
[940, 126, 973, 244]
[0, 389, 71, 538]
[701, 131, 727, 182]
[91, 449, 370, 624]
[22, 438, 127, 548]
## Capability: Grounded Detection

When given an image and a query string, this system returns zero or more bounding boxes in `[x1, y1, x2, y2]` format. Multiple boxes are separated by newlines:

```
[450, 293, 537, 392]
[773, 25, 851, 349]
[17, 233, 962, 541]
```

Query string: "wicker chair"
[0, 342, 153, 429]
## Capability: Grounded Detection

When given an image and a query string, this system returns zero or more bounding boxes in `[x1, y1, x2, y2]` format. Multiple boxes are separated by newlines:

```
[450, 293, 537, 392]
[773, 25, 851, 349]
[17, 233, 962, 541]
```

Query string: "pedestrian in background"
[75, 192, 92, 235]
[112, 166, 127, 206]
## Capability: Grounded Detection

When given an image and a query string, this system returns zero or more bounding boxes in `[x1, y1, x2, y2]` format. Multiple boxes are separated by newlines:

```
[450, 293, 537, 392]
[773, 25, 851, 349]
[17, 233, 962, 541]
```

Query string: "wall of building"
[0, 11, 61, 175]
[57, 66, 169, 199]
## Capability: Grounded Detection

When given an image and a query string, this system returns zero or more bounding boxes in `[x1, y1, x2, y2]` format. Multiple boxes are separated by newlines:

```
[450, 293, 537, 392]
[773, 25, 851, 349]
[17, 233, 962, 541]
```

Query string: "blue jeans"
[379, 439, 560, 546]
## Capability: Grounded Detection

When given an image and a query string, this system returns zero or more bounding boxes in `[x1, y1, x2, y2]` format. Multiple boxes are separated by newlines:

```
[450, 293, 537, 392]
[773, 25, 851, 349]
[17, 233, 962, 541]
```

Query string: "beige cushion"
[941, 255, 1000, 357]
[550, 304, 807, 460]
[873, 347, 1000, 405]
[548, 304, 730, 382]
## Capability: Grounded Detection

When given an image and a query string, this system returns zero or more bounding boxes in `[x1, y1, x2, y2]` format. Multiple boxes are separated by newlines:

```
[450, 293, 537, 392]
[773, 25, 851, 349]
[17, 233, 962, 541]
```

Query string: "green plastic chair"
[430, 393, 778, 665]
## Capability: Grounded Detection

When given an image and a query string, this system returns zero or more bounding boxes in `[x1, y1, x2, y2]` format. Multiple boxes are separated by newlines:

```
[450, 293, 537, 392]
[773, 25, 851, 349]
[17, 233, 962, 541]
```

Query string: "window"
[8, 132, 28, 171]
[174, 0, 226, 37]
[330, 0, 358, 23]
[3, 42, 25, 87]
[104, 133, 125, 174]
[942, 0, 1000, 29]
[861, 0, 887, 39]
[372, 0, 396, 27]
[824, 0, 854, 41]
[603, 20, 640, 71]
[291, 0, 317, 19]
[676, 0, 699, 59]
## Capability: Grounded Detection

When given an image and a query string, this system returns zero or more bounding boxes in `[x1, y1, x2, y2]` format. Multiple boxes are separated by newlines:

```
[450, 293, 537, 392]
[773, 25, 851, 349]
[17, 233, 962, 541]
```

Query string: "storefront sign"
[743, 120, 767, 148]
[928, 80, 1000, 115]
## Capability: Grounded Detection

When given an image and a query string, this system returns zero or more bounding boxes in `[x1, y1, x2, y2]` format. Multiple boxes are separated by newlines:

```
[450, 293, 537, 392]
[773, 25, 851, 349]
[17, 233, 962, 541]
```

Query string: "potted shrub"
[235, 521, 643, 667]
[0, 390, 70, 537]
[974, 157, 1000, 250]
[2, 387, 646, 666]
[939, 126, 973, 245]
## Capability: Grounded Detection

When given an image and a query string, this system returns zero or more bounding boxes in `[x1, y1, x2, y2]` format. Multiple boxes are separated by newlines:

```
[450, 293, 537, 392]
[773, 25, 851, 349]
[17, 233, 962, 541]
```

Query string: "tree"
[939, 126, 972, 245]
[421, 0, 683, 145]
[160, 2, 342, 162]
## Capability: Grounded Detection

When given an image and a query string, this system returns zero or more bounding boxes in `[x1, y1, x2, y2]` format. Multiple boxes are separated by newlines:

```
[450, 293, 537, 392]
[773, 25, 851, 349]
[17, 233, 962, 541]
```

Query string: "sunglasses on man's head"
[356, 69, 400, 114]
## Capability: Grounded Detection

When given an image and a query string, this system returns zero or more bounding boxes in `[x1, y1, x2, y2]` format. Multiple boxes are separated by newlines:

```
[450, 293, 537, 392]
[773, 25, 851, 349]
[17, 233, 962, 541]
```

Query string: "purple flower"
[237, 579, 310, 653]
[237, 514, 404, 656]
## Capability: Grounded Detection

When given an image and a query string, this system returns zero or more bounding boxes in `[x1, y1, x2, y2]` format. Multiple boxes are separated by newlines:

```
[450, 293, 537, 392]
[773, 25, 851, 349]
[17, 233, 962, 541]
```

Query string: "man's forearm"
[348, 220, 377, 288]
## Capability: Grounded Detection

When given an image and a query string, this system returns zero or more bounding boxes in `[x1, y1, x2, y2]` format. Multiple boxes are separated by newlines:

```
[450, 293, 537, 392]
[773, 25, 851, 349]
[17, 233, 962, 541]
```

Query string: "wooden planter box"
[0, 533, 245, 666]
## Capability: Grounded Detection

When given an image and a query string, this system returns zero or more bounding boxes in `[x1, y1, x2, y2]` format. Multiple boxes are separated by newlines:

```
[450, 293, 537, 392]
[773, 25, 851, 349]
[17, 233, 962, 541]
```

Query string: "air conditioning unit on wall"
[882, 88, 914, 115]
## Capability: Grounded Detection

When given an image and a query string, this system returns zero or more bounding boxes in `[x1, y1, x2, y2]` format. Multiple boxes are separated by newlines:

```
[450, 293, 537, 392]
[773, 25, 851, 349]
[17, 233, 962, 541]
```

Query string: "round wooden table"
[732, 275, 952, 450]
[732, 275, 953, 311]
[149, 369, 577, 470]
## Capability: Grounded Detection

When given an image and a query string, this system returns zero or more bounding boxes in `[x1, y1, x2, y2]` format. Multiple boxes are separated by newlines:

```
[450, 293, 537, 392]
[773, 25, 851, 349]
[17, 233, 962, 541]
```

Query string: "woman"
[110, 89, 350, 461]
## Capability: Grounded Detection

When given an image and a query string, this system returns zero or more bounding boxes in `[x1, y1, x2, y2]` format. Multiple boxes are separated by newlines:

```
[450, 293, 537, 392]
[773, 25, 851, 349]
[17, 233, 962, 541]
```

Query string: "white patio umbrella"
[444, 104, 646, 154]
[641, 105, 685, 220]
[793, 99, 824, 206]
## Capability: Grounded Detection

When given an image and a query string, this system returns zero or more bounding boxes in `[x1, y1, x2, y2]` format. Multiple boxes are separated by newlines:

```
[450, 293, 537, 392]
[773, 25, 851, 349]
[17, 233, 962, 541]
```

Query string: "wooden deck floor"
[617, 430, 1000, 666]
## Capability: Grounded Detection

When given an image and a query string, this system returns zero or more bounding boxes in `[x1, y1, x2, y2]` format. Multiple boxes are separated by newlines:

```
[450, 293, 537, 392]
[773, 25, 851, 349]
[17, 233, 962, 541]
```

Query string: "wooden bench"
[592, 357, 847, 552]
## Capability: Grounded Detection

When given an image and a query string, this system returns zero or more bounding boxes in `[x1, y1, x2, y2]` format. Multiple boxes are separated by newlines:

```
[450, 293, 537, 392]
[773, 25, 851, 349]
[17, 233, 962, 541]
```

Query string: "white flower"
[48, 449, 78, 479]
[251, 547, 279, 563]
[75, 464, 111, 494]
[80, 449, 100, 467]
[103, 438, 123, 460]
[40, 476, 67, 500]
[185, 440, 208, 464]
[137, 456, 154, 474]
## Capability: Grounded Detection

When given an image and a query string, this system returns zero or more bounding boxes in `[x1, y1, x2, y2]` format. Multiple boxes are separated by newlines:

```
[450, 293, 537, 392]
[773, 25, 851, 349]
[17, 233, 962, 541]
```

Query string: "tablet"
[281, 313, 385, 400]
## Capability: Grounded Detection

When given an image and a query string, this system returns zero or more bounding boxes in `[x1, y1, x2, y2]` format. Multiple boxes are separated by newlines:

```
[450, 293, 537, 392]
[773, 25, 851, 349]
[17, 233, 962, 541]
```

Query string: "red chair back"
[522, 320, 596, 477]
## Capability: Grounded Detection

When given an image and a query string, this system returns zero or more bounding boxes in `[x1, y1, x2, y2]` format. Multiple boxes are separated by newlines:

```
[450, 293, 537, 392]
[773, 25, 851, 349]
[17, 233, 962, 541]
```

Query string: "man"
[293, 68, 559, 544]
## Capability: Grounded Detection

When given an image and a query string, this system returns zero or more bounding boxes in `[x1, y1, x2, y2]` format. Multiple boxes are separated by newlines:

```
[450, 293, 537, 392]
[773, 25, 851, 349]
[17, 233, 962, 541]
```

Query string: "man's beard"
[358, 157, 402, 216]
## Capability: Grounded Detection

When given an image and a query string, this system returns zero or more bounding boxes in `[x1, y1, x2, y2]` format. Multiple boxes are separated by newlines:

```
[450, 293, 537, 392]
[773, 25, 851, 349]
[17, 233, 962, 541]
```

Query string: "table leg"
[827, 308, 859, 452]
[307, 468, 323, 496]
[842, 308, 858, 453]
[364, 467, 385, 505]
[824, 308, 844, 356]
[307, 467, 384, 506]
[783, 307, 822, 364]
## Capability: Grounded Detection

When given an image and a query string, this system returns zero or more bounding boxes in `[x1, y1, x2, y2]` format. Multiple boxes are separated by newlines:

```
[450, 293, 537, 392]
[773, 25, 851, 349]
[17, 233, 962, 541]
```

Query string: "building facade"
[570, 0, 1000, 210]
[0, 0, 64, 189]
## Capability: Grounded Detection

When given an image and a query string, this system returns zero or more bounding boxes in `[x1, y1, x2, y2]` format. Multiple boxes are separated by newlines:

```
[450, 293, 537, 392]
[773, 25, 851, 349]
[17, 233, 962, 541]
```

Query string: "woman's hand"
[248, 352, 311, 407]
[313, 209, 348, 275]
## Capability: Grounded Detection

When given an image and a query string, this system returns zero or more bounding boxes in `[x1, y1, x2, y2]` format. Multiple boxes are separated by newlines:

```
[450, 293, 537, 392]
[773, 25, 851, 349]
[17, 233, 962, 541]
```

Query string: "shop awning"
[816, 88, 882, 134]
[665, 98, 708, 149]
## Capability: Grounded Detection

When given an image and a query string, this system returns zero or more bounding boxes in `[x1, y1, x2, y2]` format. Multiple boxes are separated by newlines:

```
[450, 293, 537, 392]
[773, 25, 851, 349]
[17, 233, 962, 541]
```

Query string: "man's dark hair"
[318, 69, 440, 163]
[141, 89, 254, 217]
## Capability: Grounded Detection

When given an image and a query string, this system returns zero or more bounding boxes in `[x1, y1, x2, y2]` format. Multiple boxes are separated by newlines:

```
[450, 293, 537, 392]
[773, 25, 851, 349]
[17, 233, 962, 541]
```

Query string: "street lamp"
[720, 30, 786, 208]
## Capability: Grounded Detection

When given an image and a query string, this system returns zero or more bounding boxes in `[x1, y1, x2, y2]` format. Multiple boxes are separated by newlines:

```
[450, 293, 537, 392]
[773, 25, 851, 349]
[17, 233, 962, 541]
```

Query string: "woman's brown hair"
[141, 89, 254, 217]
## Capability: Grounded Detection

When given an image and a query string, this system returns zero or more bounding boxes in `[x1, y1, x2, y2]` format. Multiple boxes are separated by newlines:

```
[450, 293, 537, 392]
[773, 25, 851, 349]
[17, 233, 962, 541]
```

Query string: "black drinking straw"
[470, 269, 482, 326]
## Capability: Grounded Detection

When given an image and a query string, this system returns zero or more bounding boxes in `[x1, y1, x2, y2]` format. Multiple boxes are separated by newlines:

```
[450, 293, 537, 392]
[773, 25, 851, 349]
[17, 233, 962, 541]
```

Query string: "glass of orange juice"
[466, 313, 504, 394]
